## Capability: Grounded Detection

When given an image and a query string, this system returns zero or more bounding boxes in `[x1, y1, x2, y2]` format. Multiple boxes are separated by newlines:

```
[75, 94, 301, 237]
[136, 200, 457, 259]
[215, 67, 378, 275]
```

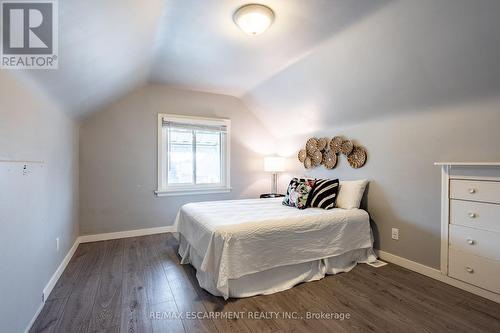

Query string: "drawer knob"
[465, 267, 474, 274]
[468, 213, 477, 218]
[467, 238, 475, 245]
[469, 188, 476, 194]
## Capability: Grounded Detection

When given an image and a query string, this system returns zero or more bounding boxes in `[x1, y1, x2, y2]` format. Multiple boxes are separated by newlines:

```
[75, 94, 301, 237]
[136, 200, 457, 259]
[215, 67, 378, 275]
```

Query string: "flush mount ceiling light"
[233, 4, 275, 36]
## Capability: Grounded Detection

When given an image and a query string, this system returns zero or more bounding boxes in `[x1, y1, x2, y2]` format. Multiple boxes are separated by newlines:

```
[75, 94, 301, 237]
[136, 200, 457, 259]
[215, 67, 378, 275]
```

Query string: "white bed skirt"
[178, 235, 377, 298]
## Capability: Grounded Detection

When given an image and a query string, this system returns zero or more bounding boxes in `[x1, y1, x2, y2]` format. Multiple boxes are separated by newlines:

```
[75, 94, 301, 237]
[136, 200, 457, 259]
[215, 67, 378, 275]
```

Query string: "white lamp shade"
[264, 156, 285, 172]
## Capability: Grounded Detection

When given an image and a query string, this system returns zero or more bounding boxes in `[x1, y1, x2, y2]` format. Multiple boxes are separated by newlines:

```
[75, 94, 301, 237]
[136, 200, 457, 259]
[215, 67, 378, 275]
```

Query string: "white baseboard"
[377, 250, 500, 304]
[27, 236, 80, 333]
[24, 302, 44, 333]
[42, 237, 80, 303]
[376, 250, 443, 279]
[78, 225, 177, 243]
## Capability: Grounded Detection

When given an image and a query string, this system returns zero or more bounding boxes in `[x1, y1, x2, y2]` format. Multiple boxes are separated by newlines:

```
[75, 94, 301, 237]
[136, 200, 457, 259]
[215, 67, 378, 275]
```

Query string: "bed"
[174, 197, 376, 299]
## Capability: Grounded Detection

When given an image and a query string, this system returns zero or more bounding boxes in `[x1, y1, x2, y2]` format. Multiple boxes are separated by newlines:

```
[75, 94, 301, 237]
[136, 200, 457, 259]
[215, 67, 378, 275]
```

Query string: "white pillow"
[336, 180, 369, 209]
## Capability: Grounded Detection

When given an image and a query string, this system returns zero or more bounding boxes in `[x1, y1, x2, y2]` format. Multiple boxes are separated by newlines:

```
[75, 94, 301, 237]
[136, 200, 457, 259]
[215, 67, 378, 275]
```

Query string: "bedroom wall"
[275, 99, 500, 269]
[79, 85, 275, 235]
[0, 72, 79, 333]
[243, 0, 500, 269]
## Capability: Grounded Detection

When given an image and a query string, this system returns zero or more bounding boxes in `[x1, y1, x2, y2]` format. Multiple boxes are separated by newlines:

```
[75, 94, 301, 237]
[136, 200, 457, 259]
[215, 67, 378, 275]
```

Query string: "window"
[156, 114, 231, 196]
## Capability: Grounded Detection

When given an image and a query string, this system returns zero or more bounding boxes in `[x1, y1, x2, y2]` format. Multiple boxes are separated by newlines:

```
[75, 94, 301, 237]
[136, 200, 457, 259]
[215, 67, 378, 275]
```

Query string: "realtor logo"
[1, 0, 58, 69]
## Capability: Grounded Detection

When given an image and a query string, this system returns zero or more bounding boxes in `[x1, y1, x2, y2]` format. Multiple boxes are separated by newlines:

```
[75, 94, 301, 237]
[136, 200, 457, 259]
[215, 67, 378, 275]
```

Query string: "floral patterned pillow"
[282, 178, 316, 209]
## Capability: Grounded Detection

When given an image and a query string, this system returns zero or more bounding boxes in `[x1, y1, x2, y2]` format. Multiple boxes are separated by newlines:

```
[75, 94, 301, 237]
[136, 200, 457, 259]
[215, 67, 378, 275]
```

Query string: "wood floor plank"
[227, 297, 283, 333]
[91, 325, 120, 333]
[157, 236, 219, 333]
[333, 269, 445, 332]
[28, 298, 67, 333]
[251, 283, 349, 333]
[335, 270, 433, 331]
[30, 233, 500, 333]
[307, 276, 392, 332]
[149, 300, 186, 333]
[120, 237, 153, 333]
[139, 235, 175, 306]
[180, 261, 253, 333]
[88, 239, 124, 332]
[360, 264, 500, 324]
[143, 234, 186, 333]
[54, 241, 107, 333]
[48, 244, 93, 301]
[282, 282, 355, 333]
[361, 264, 475, 305]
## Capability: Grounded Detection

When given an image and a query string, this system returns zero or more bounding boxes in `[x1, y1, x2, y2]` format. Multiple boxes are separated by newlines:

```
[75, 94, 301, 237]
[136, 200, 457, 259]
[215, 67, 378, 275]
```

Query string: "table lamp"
[264, 156, 285, 194]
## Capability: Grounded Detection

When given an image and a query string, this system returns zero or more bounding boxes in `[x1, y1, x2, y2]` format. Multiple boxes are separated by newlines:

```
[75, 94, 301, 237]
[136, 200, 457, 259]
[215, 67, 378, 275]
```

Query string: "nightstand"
[260, 193, 285, 198]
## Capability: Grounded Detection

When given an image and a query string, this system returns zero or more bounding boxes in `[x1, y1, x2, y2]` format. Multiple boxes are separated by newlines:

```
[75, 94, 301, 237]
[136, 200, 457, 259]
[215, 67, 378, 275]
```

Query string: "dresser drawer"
[450, 179, 500, 204]
[449, 224, 500, 262]
[450, 200, 500, 233]
[449, 248, 500, 294]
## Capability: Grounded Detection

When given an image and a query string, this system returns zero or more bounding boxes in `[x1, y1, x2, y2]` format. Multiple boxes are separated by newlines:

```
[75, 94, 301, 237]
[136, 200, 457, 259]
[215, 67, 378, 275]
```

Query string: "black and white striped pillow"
[307, 178, 340, 210]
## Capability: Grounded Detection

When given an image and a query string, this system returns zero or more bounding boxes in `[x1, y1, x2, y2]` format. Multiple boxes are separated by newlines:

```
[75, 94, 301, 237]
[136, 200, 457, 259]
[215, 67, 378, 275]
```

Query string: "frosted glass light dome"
[233, 4, 275, 36]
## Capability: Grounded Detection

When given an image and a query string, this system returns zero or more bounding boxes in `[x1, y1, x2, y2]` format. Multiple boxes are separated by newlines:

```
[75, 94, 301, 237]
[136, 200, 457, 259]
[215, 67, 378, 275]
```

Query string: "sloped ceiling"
[19, 0, 500, 124]
[19, 0, 165, 118]
[242, 0, 500, 138]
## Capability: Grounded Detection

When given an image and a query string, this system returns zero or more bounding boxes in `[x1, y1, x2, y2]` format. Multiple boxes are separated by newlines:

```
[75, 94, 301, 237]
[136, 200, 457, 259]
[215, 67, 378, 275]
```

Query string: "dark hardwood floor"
[30, 233, 500, 333]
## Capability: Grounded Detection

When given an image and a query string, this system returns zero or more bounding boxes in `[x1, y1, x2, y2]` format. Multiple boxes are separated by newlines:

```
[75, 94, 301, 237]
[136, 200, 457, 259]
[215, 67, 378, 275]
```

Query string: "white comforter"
[174, 198, 374, 298]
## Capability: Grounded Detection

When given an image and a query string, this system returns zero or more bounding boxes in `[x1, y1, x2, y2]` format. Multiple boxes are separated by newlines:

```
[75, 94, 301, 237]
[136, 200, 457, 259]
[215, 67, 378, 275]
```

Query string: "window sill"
[155, 187, 232, 197]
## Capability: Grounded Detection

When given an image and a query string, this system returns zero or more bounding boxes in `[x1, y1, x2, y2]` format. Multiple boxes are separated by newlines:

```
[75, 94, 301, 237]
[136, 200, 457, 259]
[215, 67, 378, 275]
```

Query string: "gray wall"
[79, 85, 275, 235]
[0, 72, 79, 333]
[277, 99, 500, 269]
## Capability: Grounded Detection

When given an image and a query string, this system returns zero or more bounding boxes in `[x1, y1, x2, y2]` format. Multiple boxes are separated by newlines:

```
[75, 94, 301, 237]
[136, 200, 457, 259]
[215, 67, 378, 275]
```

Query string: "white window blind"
[156, 114, 231, 196]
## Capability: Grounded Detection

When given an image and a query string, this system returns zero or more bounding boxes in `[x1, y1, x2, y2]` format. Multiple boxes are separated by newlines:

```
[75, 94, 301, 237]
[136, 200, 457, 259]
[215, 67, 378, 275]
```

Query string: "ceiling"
[19, 0, 500, 126]
[19, 0, 388, 117]
[243, 0, 500, 138]
[150, 0, 387, 96]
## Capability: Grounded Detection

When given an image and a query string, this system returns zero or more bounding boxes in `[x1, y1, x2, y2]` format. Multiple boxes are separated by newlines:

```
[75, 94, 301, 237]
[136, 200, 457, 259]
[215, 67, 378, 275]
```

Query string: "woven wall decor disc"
[330, 136, 343, 153]
[304, 156, 312, 169]
[322, 150, 337, 169]
[298, 149, 307, 163]
[312, 150, 322, 166]
[317, 137, 328, 151]
[348, 146, 367, 168]
[306, 138, 318, 156]
[324, 137, 332, 151]
[341, 140, 354, 155]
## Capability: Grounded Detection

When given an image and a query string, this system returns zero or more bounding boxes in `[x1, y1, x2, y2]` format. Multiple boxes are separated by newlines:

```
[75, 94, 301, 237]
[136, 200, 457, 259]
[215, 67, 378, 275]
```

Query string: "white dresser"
[437, 162, 500, 301]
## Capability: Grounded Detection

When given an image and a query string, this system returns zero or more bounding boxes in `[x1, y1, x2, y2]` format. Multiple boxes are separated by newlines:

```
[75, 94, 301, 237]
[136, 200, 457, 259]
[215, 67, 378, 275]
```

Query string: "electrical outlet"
[56, 237, 60, 251]
[391, 228, 399, 240]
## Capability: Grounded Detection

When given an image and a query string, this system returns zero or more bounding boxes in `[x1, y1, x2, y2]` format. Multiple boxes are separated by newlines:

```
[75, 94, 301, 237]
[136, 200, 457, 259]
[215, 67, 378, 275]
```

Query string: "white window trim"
[155, 113, 231, 196]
